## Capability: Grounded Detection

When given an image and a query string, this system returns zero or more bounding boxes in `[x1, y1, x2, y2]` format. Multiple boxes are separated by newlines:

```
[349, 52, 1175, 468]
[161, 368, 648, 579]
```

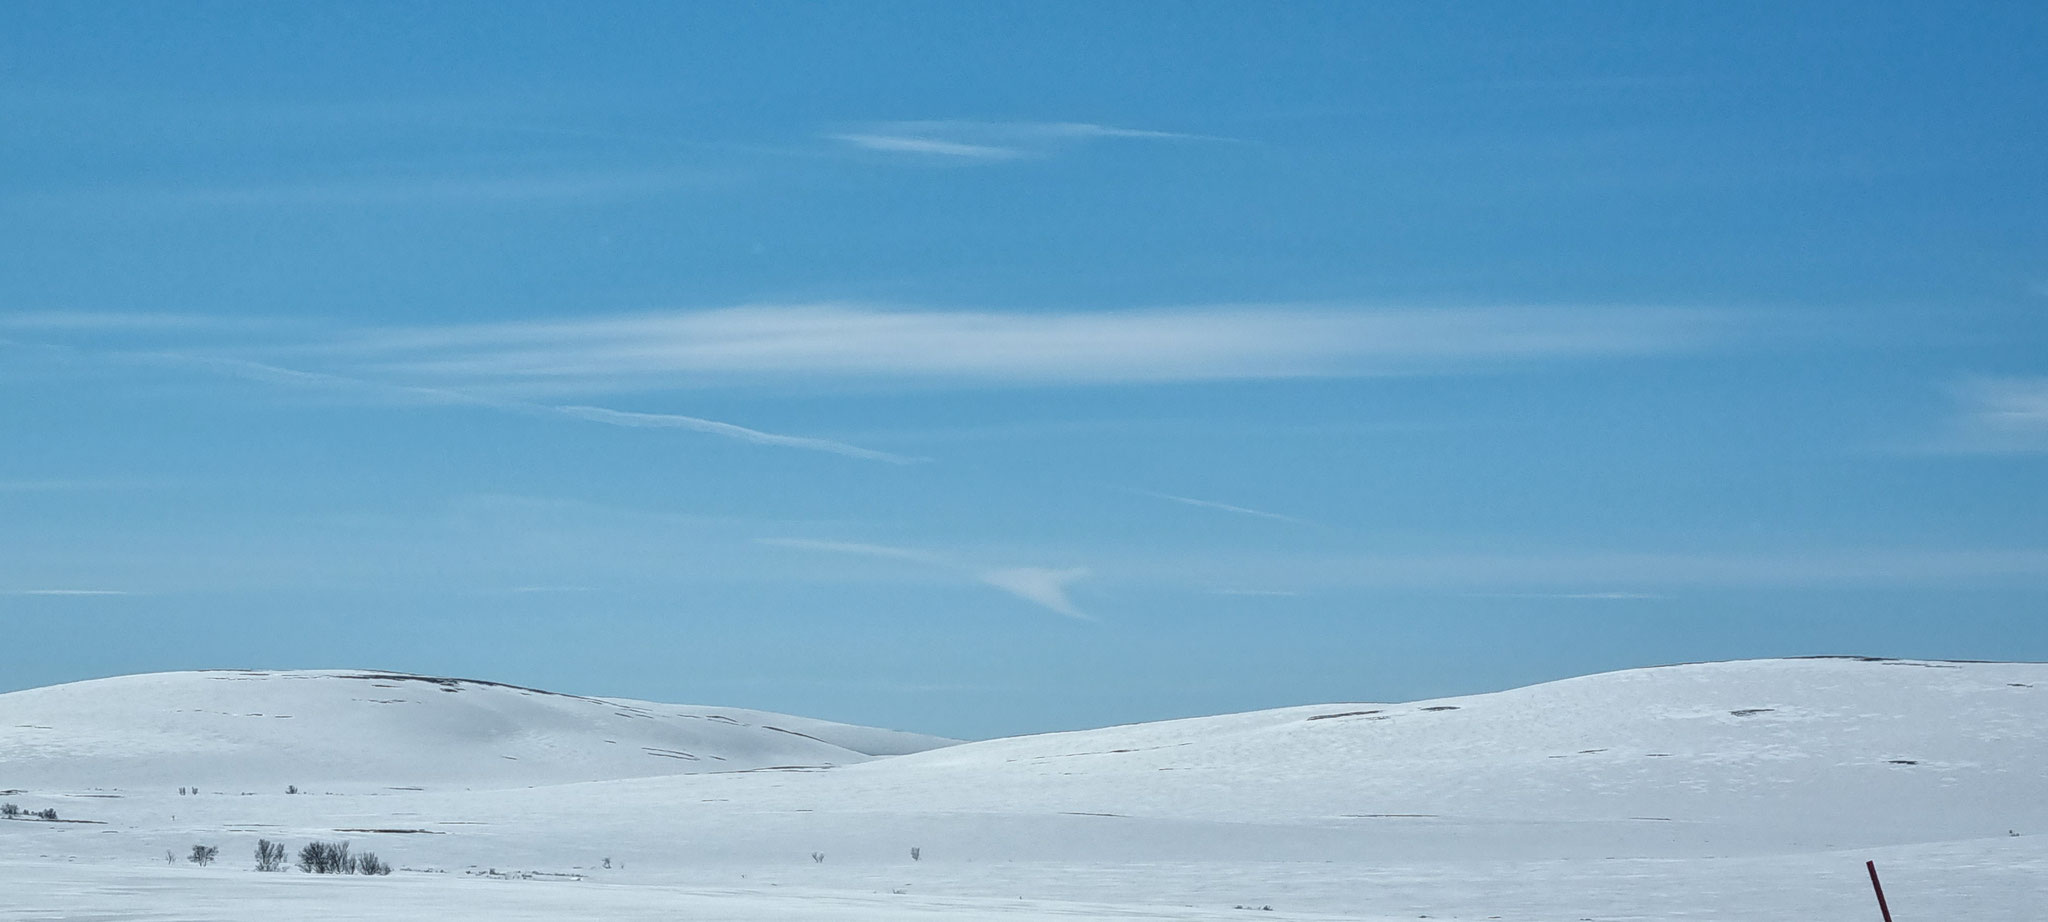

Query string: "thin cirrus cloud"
[0, 478, 160, 493]
[1114, 547, 2048, 592]
[1, 589, 135, 596]
[1928, 376, 2048, 453]
[342, 302, 1731, 392]
[551, 405, 923, 464]
[1467, 591, 1673, 601]
[757, 537, 1092, 620]
[6, 338, 914, 465]
[1128, 489, 1316, 527]
[825, 119, 1218, 161]
[15, 167, 723, 211]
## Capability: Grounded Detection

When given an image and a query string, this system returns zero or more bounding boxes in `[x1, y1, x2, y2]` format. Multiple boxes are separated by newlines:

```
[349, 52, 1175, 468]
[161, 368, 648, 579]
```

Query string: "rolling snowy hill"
[842, 655, 2048, 841]
[3, 657, 2043, 921]
[0, 669, 956, 790]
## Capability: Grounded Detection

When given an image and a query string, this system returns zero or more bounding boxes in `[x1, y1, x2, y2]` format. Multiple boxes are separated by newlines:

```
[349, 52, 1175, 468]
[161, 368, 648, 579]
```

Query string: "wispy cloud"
[339, 302, 1731, 391]
[0, 478, 162, 493]
[1926, 376, 2048, 453]
[756, 537, 944, 564]
[977, 567, 1091, 619]
[2, 589, 135, 596]
[758, 537, 1092, 619]
[36, 343, 912, 464]
[0, 311, 267, 332]
[829, 133, 1025, 160]
[157, 168, 718, 207]
[1109, 547, 2048, 592]
[1129, 489, 1315, 527]
[554, 406, 922, 464]
[20, 167, 722, 211]
[1467, 591, 1673, 601]
[825, 119, 1222, 161]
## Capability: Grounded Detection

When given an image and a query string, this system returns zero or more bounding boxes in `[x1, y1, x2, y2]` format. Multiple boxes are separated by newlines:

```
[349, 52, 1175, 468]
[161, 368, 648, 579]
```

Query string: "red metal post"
[1866, 860, 1894, 922]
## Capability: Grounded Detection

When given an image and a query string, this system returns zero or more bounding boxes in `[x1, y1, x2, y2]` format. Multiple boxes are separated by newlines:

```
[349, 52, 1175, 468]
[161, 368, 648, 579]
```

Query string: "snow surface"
[3, 657, 2044, 920]
[0, 668, 956, 789]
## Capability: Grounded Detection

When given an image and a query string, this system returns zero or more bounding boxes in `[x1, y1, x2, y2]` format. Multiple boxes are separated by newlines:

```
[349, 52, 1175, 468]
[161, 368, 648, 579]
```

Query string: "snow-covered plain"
[3, 658, 2043, 920]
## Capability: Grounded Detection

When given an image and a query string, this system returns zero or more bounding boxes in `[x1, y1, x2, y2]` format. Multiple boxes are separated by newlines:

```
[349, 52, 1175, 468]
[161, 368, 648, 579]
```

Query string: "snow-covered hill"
[3, 657, 2043, 921]
[835, 655, 2048, 842]
[0, 669, 956, 790]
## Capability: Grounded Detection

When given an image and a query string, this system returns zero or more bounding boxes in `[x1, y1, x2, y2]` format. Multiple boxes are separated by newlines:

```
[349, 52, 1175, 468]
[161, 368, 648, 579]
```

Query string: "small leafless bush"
[298, 841, 352, 874]
[189, 844, 218, 866]
[354, 852, 392, 876]
[255, 839, 287, 872]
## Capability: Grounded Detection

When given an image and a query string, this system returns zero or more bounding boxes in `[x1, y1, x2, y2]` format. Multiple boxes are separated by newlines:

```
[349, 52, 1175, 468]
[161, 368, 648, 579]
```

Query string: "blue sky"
[3, 2, 2045, 739]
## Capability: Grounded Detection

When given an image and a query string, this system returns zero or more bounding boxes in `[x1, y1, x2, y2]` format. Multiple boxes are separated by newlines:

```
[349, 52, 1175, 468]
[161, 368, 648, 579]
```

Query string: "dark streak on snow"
[762, 725, 831, 745]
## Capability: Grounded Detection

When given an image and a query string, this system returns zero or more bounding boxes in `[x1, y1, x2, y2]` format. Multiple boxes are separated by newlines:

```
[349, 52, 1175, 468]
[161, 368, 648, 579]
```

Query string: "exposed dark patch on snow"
[333, 672, 607, 704]
[1420, 706, 1461, 712]
[1306, 710, 1382, 721]
[1729, 708, 1775, 717]
[763, 725, 830, 744]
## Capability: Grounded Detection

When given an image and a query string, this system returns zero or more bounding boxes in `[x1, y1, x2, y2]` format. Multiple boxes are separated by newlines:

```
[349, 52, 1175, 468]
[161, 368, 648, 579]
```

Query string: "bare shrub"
[297, 841, 352, 874]
[189, 844, 218, 866]
[255, 839, 287, 872]
[0, 803, 17, 818]
[353, 851, 392, 876]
